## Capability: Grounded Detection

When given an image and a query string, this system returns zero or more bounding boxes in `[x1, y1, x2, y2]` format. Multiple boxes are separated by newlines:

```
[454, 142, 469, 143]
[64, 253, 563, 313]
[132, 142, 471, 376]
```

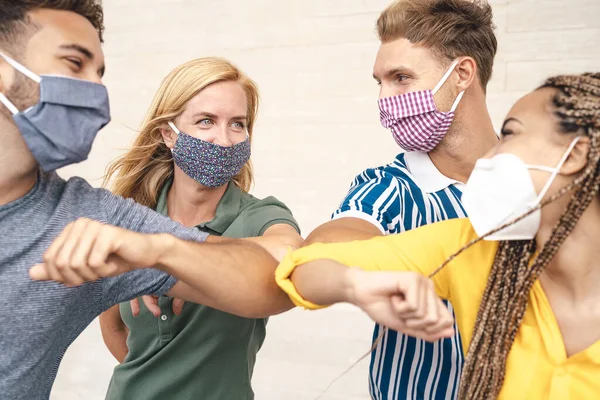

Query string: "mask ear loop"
[432, 59, 460, 95]
[449, 91, 465, 112]
[167, 121, 180, 136]
[432, 59, 465, 113]
[0, 92, 19, 114]
[0, 52, 41, 83]
[166, 121, 181, 155]
[0, 52, 42, 114]
[532, 136, 581, 204]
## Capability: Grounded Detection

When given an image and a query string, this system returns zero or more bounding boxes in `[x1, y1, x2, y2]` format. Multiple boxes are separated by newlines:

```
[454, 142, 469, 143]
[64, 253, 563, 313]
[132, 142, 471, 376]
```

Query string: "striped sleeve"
[332, 168, 401, 234]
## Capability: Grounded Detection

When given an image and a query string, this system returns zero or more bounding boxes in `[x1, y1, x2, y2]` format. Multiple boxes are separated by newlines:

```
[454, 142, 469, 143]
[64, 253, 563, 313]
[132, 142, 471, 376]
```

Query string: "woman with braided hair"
[276, 72, 600, 399]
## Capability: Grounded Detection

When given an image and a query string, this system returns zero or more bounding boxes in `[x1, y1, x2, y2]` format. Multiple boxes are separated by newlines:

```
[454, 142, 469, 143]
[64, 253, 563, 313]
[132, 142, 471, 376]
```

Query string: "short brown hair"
[377, 0, 497, 90]
[0, 0, 104, 52]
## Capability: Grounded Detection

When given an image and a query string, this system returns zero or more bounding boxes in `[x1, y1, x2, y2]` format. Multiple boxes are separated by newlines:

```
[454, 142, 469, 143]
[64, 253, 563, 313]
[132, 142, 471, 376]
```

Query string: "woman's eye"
[500, 129, 513, 139]
[198, 119, 213, 126]
[232, 121, 246, 129]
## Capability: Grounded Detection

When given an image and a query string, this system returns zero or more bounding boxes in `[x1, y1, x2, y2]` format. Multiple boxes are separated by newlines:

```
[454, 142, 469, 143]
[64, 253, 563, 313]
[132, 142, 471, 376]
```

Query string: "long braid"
[430, 72, 600, 399]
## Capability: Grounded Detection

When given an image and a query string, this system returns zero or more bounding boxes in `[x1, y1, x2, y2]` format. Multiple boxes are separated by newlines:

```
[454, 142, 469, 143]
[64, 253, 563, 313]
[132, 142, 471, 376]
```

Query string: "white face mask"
[462, 137, 580, 241]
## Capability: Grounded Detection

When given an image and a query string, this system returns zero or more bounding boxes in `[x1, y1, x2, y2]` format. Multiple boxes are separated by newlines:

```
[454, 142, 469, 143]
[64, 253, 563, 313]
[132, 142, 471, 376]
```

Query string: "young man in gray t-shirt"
[0, 3, 297, 399]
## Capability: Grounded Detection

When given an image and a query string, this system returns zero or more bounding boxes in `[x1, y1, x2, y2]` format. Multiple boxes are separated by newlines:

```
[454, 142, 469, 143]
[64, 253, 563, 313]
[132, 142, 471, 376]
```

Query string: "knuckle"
[405, 303, 417, 312]
[54, 260, 67, 270]
[70, 261, 84, 271]
[88, 258, 103, 269]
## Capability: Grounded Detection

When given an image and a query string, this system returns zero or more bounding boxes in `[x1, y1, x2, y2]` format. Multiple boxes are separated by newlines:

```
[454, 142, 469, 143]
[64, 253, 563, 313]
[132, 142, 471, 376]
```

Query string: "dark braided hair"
[428, 72, 600, 399]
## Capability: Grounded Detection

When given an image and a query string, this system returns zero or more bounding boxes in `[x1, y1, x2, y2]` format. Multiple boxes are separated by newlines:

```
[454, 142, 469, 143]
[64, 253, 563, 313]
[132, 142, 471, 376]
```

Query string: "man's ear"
[455, 57, 477, 93]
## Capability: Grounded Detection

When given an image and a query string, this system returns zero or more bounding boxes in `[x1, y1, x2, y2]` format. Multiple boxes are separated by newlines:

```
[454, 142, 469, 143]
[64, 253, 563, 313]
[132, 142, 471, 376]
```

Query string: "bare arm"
[304, 217, 383, 246]
[245, 224, 303, 261]
[164, 234, 295, 318]
[165, 223, 302, 317]
[29, 219, 301, 319]
[288, 259, 455, 342]
[135, 223, 303, 318]
[99, 305, 129, 363]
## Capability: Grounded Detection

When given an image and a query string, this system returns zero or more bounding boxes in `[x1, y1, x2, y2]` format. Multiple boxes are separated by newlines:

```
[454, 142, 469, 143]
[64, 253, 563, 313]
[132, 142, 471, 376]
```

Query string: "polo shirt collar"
[403, 151, 464, 193]
[155, 178, 242, 234]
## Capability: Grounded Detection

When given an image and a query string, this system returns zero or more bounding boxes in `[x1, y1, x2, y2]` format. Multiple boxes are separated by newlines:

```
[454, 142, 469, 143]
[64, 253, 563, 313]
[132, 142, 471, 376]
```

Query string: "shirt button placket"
[157, 296, 173, 345]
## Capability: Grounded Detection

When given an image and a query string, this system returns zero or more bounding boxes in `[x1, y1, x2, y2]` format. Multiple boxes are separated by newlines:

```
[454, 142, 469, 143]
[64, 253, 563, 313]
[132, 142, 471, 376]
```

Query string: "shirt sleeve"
[97, 190, 209, 310]
[240, 196, 301, 237]
[332, 169, 402, 234]
[276, 218, 497, 309]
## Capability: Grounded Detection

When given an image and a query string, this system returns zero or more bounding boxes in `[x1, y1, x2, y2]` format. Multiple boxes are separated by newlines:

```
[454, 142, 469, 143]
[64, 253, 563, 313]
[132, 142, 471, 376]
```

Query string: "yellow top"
[276, 218, 600, 400]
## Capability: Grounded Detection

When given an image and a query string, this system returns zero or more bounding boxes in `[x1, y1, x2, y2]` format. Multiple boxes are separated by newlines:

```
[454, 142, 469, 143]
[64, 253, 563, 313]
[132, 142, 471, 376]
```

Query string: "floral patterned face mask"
[168, 121, 251, 187]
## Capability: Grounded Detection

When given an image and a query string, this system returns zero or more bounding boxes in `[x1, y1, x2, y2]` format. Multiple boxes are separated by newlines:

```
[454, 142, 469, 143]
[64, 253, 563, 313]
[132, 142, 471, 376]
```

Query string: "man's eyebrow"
[59, 44, 105, 78]
[373, 66, 415, 81]
[59, 44, 94, 60]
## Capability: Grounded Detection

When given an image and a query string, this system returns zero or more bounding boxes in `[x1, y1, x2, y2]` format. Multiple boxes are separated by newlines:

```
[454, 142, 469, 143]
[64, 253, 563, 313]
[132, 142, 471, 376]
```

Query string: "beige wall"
[52, 1, 599, 399]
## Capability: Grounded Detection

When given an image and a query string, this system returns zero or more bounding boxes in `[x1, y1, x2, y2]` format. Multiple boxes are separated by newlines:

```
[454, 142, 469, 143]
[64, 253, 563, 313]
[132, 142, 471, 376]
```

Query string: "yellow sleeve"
[276, 218, 495, 309]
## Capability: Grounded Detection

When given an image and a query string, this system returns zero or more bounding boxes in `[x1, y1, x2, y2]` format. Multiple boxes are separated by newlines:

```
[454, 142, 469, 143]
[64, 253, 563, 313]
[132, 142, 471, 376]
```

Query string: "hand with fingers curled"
[28, 218, 172, 287]
[345, 268, 454, 342]
[130, 296, 186, 318]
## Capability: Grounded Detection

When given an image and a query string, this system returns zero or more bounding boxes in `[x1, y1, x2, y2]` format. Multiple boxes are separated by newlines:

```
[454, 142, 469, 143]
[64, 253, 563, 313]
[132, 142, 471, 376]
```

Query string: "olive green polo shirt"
[106, 180, 299, 400]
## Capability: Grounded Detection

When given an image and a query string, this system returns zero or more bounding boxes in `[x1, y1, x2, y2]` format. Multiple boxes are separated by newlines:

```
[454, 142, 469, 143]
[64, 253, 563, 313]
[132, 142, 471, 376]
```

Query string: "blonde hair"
[104, 57, 259, 208]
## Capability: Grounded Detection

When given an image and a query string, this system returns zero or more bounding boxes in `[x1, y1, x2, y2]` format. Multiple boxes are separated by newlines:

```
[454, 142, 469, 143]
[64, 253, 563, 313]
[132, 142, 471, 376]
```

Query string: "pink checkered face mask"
[378, 59, 465, 152]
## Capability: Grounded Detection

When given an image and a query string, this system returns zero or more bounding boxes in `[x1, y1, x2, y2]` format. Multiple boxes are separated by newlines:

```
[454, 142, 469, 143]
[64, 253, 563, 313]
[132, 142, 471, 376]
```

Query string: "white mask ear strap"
[527, 165, 555, 173]
[0, 92, 19, 114]
[432, 59, 460, 95]
[450, 91, 465, 112]
[0, 52, 41, 83]
[167, 121, 180, 135]
[536, 136, 582, 202]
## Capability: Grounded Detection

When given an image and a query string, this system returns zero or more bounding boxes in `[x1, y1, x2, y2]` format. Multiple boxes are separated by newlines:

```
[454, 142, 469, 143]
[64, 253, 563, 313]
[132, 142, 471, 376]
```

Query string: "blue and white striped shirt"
[332, 151, 466, 400]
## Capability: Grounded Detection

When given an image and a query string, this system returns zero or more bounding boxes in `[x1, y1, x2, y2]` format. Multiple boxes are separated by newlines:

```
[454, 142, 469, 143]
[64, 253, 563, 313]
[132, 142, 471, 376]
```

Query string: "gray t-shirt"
[0, 171, 208, 400]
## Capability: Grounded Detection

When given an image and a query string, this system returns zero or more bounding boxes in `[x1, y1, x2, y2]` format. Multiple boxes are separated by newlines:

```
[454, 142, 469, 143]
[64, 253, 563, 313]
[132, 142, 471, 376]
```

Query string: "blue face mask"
[0, 52, 111, 172]
[168, 121, 251, 188]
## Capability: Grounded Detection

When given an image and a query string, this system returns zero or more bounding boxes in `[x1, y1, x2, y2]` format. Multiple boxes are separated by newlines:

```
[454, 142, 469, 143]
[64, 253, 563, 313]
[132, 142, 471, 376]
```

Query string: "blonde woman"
[99, 57, 301, 400]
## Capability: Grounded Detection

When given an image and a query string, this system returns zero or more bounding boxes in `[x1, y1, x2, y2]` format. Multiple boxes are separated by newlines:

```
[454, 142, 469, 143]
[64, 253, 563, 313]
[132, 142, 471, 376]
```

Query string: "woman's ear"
[159, 124, 177, 150]
[561, 136, 590, 176]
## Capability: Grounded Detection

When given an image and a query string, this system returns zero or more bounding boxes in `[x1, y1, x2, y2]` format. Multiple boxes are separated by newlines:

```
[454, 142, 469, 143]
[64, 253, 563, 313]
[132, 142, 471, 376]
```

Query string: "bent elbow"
[236, 293, 295, 319]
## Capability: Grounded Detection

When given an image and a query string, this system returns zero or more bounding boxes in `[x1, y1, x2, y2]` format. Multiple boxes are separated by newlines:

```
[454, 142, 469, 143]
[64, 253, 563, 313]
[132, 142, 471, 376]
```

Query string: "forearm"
[99, 308, 129, 363]
[157, 236, 293, 318]
[291, 259, 355, 306]
[275, 236, 416, 309]
[106, 330, 129, 363]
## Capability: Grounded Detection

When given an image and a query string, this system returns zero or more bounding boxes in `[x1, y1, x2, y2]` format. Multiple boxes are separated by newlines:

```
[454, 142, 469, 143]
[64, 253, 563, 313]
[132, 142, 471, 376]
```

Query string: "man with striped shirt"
[304, 1, 499, 399]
